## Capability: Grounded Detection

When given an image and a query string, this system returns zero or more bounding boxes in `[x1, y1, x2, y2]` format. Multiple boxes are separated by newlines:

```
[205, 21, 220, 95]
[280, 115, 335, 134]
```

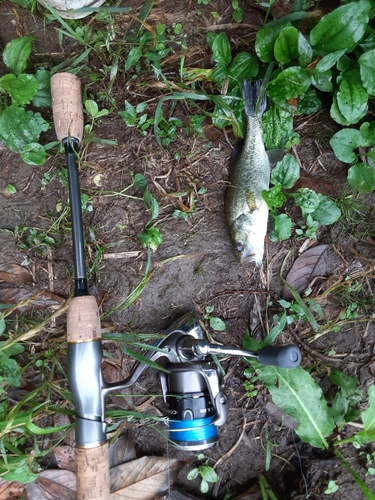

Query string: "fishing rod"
[51, 73, 110, 500]
[50, 72, 302, 497]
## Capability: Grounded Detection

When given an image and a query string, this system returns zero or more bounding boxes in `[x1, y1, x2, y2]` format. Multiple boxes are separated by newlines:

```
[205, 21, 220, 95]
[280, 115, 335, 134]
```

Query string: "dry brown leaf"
[282, 244, 328, 300]
[0, 263, 34, 284]
[294, 170, 334, 196]
[110, 456, 184, 500]
[0, 288, 64, 312]
[0, 478, 25, 500]
[109, 432, 137, 469]
[25, 470, 76, 500]
[53, 445, 76, 472]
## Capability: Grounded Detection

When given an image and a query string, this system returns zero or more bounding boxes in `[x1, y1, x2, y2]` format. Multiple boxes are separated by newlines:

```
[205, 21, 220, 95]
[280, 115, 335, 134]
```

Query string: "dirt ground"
[1, 0, 375, 498]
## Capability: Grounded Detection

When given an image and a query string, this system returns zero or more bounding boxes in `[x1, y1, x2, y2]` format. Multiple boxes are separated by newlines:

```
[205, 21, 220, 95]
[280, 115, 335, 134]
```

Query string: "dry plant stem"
[0, 299, 71, 350]
[213, 418, 247, 470]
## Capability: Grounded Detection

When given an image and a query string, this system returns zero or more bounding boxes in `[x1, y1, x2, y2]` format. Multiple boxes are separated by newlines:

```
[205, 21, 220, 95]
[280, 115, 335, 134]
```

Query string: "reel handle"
[51, 72, 84, 142]
[67, 296, 110, 500]
[258, 345, 301, 369]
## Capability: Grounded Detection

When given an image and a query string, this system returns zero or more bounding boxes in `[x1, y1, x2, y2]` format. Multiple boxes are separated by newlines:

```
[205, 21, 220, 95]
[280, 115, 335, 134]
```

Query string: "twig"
[213, 418, 247, 470]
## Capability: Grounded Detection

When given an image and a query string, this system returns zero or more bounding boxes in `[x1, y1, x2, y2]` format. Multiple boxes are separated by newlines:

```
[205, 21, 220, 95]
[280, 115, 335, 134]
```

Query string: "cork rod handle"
[76, 444, 111, 500]
[51, 72, 84, 142]
[67, 296, 101, 342]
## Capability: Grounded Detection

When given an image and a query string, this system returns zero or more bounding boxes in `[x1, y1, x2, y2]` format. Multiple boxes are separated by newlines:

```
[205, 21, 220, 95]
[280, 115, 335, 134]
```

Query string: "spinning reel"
[68, 312, 301, 452]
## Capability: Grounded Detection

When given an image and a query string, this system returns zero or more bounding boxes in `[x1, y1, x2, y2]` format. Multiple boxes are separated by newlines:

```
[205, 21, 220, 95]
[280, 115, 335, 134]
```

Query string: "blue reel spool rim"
[168, 416, 218, 451]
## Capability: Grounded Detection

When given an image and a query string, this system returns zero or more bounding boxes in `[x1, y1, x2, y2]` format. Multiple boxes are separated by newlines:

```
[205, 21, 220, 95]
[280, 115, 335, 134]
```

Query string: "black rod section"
[63, 137, 88, 296]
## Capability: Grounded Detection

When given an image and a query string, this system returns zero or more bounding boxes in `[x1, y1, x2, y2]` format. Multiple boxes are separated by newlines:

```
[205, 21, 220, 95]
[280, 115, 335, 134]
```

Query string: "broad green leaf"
[312, 70, 333, 92]
[263, 107, 299, 150]
[0, 457, 38, 483]
[139, 227, 162, 251]
[310, 194, 341, 225]
[0, 74, 38, 105]
[263, 183, 286, 209]
[85, 99, 99, 118]
[347, 162, 375, 193]
[273, 213, 293, 240]
[330, 368, 361, 426]
[310, 1, 370, 53]
[359, 49, 375, 96]
[293, 188, 320, 214]
[274, 26, 299, 64]
[2, 36, 34, 75]
[0, 352, 22, 387]
[209, 317, 226, 331]
[211, 61, 228, 87]
[228, 52, 258, 89]
[0, 319, 5, 336]
[359, 121, 375, 147]
[187, 468, 199, 480]
[255, 25, 285, 62]
[211, 32, 231, 65]
[255, 364, 333, 448]
[330, 92, 352, 126]
[133, 173, 147, 189]
[32, 68, 51, 107]
[361, 385, 375, 433]
[336, 70, 368, 124]
[200, 479, 209, 493]
[297, 89, 321, 114]
[271, 154, 300, 188]
[0, 106, 48, 152]
[315, 49, 347, 72]
[267, 67, 312, 109]
[125, 46, 142, 71]
[360, 30, 375, 51]
[298, 33, 313, 68]
[330, 129, 362, 163]
[20, 143, 47, 166]
[199, 466, 218, 483]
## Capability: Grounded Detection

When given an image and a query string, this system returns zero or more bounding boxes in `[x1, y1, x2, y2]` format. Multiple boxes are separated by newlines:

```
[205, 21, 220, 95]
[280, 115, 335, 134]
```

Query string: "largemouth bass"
[225, 79, 271, 267]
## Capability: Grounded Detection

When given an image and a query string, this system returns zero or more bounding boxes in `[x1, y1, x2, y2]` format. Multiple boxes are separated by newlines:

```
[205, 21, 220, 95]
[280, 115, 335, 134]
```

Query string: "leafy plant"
[204, 306, 226, 331]
[0, 36, 51, 165]
[263, 154, 341, 241]
[187, 453, 218, 494]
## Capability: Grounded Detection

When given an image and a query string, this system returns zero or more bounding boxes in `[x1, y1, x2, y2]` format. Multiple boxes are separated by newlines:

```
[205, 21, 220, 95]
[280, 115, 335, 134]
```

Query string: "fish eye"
[236, 243, 244, 253]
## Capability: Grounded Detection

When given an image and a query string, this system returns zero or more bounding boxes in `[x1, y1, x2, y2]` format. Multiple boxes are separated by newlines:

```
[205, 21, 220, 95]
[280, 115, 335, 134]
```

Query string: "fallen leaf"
[0, 478, 25, 500]
[53, 445, 76, 472]
[0, 263, 34, 284]
[102, 360, 123, 384]
[110, 456, 184, 500]
[109, 432, 137, 469]
[25, 470, 76, 500]
[294, 169, 334, 195]
[0, 289, 64, 312]
[282, 245, 328, 300]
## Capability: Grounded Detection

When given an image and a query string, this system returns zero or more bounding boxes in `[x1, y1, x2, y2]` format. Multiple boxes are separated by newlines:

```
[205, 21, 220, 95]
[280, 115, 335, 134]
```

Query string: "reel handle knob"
[258, 345, 301, 369]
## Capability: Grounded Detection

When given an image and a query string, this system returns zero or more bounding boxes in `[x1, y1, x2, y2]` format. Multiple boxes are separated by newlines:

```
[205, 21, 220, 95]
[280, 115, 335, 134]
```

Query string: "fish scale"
[225, 79, 271, 267]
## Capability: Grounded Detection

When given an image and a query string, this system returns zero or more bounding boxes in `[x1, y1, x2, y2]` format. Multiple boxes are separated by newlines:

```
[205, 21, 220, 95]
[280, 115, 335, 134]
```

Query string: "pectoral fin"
[267, 149, 284, 168]
[246, 191, 258, 212]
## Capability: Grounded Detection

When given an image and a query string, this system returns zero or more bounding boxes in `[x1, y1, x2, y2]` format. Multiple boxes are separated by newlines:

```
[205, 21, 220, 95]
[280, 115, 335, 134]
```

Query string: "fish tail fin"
[242, 79, 267, 118]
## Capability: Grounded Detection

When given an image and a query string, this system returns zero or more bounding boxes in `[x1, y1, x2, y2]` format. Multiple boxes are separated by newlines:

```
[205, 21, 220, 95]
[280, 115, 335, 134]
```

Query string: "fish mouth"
[239, 251, 262, 267]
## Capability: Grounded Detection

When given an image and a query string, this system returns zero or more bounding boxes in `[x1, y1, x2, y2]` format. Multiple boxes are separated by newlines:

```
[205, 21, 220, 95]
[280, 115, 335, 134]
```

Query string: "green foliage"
[204, 306, 226, 331]
[264, 155, 341, 241]
[187, 454, 218, 494]
[253, 0, 375, 198]
[0, 37, 50, 165]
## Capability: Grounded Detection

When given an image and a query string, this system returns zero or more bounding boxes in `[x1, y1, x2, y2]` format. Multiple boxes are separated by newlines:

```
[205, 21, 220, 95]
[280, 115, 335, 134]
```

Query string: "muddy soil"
[1, 0, 375, 498]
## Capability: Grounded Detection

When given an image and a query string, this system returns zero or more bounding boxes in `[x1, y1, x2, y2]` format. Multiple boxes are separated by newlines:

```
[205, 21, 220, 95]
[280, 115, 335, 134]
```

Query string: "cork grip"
[51, 72, 84, 142]
[67, 296, 101, 342]
[76, 443, 110, 500]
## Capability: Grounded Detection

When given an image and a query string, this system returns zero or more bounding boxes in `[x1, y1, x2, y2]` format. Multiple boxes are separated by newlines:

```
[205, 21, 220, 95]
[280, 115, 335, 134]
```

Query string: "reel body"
[68, 313, 301, 451]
